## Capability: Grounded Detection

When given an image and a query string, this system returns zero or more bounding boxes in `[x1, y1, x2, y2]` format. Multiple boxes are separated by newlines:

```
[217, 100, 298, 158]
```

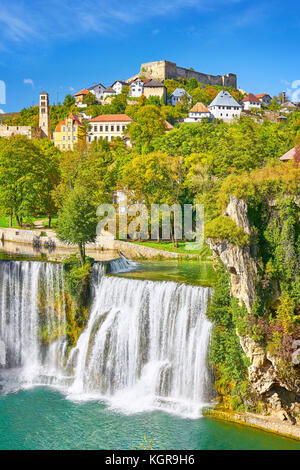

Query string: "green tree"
[63, 94, 75, 107]
[128, 105, 166, 152]
[56, 188, 98, 264]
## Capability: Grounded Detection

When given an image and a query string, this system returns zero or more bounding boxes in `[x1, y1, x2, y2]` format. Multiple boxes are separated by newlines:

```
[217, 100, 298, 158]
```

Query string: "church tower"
[39, 91, 50, 138]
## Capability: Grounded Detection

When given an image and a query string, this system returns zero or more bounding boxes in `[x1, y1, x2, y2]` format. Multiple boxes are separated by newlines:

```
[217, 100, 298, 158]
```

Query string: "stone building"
[0, 124, 32, 139]
[39, 91, 50, 138]
[143, 79, 166, 103]
[129, 60, 237, 88]
[53, 113, 84, 151]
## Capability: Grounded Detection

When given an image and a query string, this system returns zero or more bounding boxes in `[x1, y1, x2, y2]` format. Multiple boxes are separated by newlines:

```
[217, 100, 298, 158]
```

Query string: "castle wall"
[138, 60, 237, 89]
[0, 125, 32, 139]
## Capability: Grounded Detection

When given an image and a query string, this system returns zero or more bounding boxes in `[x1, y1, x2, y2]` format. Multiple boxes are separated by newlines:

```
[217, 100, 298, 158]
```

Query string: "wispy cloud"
[23, 78, 34, 87]
[0, 109, 4, 114]
[0, 0, 250, 49]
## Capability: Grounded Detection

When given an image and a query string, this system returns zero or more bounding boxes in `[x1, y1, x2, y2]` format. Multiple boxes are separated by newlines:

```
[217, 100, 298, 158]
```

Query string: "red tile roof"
[255, 93, 271, 99]
[89, 114, 133, 123]
[242, 93, 260, 103]
[55, 113, 83, 132]
[74, 89, 90, 96]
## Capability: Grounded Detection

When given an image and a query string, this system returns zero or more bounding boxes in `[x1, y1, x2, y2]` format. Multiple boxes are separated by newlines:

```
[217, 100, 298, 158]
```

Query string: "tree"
[63, 94, 75, 107]
[128, 105, 166, 152]
[56, 187, 98, 264]
[83, 92, 96, 106]
[0, 136, 59, 226]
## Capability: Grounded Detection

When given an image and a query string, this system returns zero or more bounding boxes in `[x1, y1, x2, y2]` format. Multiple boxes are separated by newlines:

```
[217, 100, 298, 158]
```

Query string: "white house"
[102, 87, 116, 101]
[208, 90, 242, 122]
[87, 114, 133, 143]
[88, 83, 106, 102]
[280, 101, 297, 113]
[255, 94, 272, 106]
[184, 102, 212, 122]
[129, 79, 145, 98]
[111, 81, 128, 95]
[241, 93, 261, 111]
[170, 88, 192, 107]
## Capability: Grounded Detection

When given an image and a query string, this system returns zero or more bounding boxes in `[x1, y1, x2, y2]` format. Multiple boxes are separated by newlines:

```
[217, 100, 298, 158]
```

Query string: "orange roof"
[279, 147, 297, 161]
[242, 93, 260, 103]
[89, 114, 133, 123]
[55, 113, 83, 132]
[74, 89, 90, 96]
[255, 93, 271, 99]
[189, 102, 209, 113]
[164, 120, 174, 131]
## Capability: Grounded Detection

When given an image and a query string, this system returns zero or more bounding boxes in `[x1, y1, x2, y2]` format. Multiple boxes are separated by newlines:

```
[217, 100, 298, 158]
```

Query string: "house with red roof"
[241, 93, 261, 111]
[54, 113, 85, 151]
[87, 114, 133, 143]
[255, 94, 272, 107]
[74, 89, 90, 106]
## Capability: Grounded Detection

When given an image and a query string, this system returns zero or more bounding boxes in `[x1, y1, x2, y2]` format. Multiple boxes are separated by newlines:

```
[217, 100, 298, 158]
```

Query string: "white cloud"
[0, 0, 247, 48]
[0, 109, 4, 114]
[23, 78, 34, 87]
[69, 87, 75, 91]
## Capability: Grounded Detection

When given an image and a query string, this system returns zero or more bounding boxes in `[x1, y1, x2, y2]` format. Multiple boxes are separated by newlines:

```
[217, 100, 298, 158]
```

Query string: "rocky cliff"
[207, 195, 300, 424]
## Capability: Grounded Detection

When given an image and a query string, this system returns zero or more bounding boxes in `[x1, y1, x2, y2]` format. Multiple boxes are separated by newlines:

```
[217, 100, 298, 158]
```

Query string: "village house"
[279, 146, 299, 162]
[241, 93, 261, 111]
[143, 79, 167, 104]
[87, 114, 133, 143]
[280, 101, 297, 113]
[74, 89, 90, 107]
[53, 113, 85, 151]
[255, 93, 272, 106]
[102, 87, 116, 101]
[129, 79, 147, 98]
[169, 88, 192, 107]
[208, 90, 242, 122]
[88, 83, 106, 102]
[111, 81, 128, 95]
[184, 102, 212, 122]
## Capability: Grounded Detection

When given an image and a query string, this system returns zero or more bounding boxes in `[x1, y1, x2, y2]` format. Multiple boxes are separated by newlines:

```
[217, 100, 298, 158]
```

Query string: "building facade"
[170, 88, 192, 106]
[0, 125, 32, 139]
[184, 102, 212, 122]
[87, 114, 133, 143]
[111, 81, 128, 95]
[241, 93, 261, 111]
[88, 83, 106, 101]
[39, 91, 50, 138]
[53, 113, 84, 151]
[208, 90, 241, 122]
[255, 94, 272, 106]
[143, 79, 166, 103]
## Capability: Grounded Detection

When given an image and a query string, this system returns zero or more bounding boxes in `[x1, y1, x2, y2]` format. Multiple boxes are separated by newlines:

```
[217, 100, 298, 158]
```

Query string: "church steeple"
[39, 91, 50, 138]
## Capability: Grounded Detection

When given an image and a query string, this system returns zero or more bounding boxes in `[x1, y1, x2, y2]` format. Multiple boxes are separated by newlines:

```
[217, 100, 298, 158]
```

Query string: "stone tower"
[39, 91, 50, 138]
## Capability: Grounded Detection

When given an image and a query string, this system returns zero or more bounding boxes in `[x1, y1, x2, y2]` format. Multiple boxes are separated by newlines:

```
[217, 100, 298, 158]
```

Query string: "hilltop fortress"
[128, 60, 237, 88]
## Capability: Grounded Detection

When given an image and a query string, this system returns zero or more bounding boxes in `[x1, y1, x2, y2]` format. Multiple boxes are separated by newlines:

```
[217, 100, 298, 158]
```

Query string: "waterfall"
[0, 259, 212, 418]
[0, 261, 66, 392]
[68, 276, 212, 417]
[107, 255, 138, 274]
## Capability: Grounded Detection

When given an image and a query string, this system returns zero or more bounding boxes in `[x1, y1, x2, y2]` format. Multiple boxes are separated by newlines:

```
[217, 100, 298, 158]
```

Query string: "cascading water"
[0, 261, 67, 392]
[0, 258, 212, 417]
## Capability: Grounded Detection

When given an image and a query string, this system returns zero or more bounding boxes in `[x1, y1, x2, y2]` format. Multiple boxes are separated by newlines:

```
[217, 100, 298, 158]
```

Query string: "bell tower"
[39, 91, 50, 138]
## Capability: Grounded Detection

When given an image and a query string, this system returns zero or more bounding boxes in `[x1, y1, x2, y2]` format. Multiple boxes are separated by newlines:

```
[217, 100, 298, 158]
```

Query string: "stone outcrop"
[207, 196, 300, 421]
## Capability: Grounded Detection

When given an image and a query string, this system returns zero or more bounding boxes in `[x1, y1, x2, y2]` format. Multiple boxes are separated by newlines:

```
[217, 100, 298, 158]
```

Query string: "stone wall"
[134, 60, 237, 89]
[0, 227, 188, 260]
[0, 125, 32, 139]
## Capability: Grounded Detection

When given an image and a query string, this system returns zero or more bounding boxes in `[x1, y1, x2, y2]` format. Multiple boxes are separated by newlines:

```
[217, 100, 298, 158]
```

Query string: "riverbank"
[203, 407, 300, 442]
[0, 226, 201, 260]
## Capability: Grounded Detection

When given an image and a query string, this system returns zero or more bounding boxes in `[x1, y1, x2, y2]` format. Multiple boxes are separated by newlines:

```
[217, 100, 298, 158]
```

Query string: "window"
[105, 126, 108, 132]
[63, 144, 65, 149]
[57, 145, 60, 149]
[68, 144, 71, 149]
[73, 126, 76, 132]
[94, 126, 97, 132]
[111, 126, 114, 132]
[94, 136, 97, 141]
[68, 135, 71, 141]
[100, 126, 103, 132]
[68, 127, 71, 132]
[73, 136, 76, 141]
[62, 126, 66, 132]
[41, 108, 45, 114]
[117, 125, 120, 132]
[63, 135, 66, 141]
[122, 125, 126, 131]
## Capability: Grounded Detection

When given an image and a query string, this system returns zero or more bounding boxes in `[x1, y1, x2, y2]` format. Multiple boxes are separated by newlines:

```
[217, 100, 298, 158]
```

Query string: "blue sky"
[0, 0, 300, 112]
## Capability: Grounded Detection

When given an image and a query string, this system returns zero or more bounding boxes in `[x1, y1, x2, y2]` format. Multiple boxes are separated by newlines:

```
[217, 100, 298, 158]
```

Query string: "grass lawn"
[129, 240, 212, 257]
[0, 216, 57, 229]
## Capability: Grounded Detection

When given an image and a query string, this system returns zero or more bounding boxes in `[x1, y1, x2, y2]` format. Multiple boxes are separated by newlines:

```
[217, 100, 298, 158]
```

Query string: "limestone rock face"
[208, 196, 257, 313]
[207, 196, 300, 418]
